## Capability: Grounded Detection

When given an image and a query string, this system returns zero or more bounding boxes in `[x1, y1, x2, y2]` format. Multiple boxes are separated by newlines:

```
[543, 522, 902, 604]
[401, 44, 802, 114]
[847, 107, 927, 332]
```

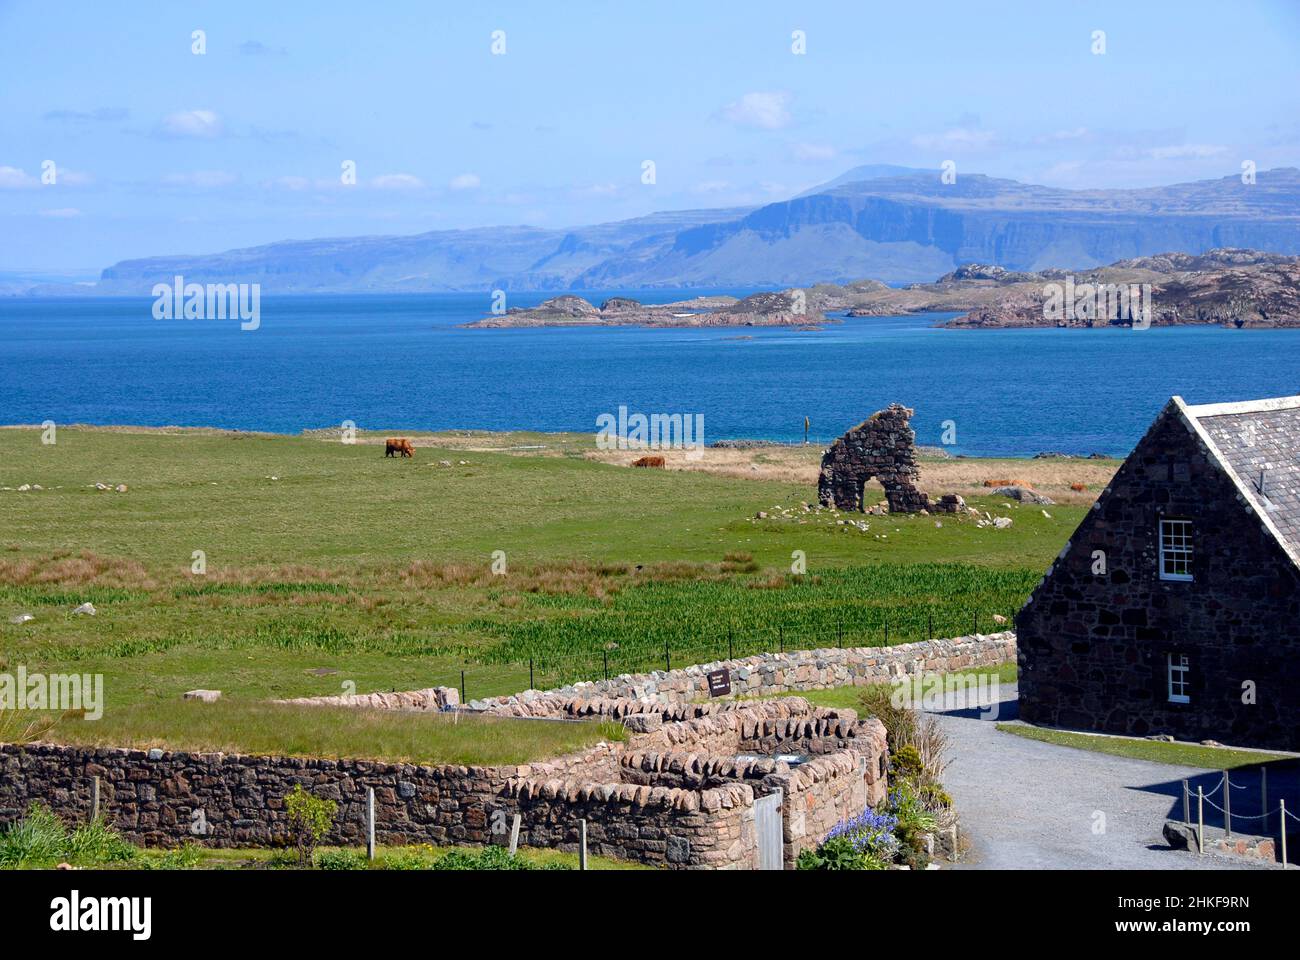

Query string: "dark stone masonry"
[818, 404, 958, 513]
[1017, 395, 1300, 750]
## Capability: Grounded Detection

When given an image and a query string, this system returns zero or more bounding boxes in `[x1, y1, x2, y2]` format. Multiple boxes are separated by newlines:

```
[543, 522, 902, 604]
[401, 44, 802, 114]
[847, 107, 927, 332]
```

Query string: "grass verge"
[996, 722, 1292, 769]
[36, 701, 620, 766]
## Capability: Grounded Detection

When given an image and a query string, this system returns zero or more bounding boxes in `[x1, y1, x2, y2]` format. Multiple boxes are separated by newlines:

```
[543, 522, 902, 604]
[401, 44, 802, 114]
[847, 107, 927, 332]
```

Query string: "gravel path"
[933, 683, 1277, 870]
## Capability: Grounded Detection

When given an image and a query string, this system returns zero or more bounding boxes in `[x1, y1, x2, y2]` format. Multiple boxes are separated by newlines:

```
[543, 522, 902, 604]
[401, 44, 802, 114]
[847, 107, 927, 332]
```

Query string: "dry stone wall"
[468, 631, 1016, 714]
[0, 698, 889, 869]
[0, 633, 1010, 868]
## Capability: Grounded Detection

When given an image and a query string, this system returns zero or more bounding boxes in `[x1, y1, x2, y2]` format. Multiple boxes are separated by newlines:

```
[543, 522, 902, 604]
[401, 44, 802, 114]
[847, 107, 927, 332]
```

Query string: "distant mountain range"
[16, 166, 1300, 295]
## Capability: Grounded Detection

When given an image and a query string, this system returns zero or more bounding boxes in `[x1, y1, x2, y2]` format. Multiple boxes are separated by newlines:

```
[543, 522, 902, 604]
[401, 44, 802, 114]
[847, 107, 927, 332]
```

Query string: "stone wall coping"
[471, 631, 1016, 713]
[505, 775, 755, 813]
[0, 737, 624, 782]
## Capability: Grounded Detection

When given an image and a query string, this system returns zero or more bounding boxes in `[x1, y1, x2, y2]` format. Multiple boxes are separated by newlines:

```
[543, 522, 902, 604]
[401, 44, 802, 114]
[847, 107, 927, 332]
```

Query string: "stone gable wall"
[817, 403, 933, 513]
[1017, 406, 1300, 749]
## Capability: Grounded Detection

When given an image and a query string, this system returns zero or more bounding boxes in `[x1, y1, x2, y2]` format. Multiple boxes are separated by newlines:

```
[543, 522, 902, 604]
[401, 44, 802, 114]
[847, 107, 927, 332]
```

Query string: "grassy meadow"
[0, 425, 1111, 758]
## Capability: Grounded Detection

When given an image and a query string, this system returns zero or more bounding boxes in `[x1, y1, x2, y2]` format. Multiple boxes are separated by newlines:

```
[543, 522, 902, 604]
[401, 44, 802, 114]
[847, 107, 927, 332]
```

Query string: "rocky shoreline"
[467, 248, 1300, 331]
[465, 291, 836, 329]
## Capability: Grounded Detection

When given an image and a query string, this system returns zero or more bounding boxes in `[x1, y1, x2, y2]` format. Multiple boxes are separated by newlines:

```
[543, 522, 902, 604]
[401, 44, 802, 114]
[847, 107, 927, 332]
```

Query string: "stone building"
[818, 404, 933, 512]
[1017, 394, 1300, 750]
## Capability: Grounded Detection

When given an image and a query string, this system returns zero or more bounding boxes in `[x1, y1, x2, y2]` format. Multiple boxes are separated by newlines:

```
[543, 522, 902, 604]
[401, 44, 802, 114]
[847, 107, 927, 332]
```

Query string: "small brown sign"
[706, 667, 731, 698]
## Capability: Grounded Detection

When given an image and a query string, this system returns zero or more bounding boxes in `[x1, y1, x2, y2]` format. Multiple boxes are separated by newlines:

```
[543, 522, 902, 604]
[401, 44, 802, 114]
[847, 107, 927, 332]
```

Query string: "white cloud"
[571, 183, 618, 198]
[0, 166, 39, 189]
[268, 175, 313, 191]
[449, 173, 481, 190]
[720, 91, 792, 130]
[912, 127, 996, 150]
[1144, 143, 1230, 160]
[792, 142, 837, 162]
[162, 170, 238, 188]
[1037, 127, 1090, 144]
[39, 207, 82, 218]
[692, 180, 733, 194]
[159, 109, 223, 139]
[371, 173, 425, 190]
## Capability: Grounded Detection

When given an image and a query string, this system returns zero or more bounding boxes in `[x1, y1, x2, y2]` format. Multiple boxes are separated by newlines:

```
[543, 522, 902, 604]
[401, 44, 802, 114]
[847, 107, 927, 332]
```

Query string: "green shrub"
[887, 779, 937, 869]
[381, 850, 430, 871]
[316, 848, 368, 871]
[284, 785, 337, 867]
[434, 845, 538, 870]
[145, 844, 202, 870]
[266, 848, 299, 869]
[796, 836, 888, 871]
[596, 720, 628, 742]
[857, 683, 916, 755]
[0, 803, 67, 867]
[66, 817, 137, 864]
[865, 684, 953, 815]
[0, 803, 138, 868]
[891, 744, 925, 782]
[919, 784, 953, 809]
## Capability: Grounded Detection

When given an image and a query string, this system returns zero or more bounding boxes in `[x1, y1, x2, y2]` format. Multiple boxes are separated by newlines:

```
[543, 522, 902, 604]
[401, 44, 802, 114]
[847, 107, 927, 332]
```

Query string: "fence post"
[603, 649, 609, 681]
[928, 613, 933, 640]
[1262, 767, 1269, 831]
[664, 642, 670, 672]
[579, 819, 588, 871]
[1197, 786, 1205, 855]
[529, 658, 534, 691]
[779, 625, 784, 653]
[1182, 779, 1189, 829]
[460, 669, 466, 705]
[728, 627, 734, 660]
[837, 621, 842, 648]
[91, 775, 100, 821]
[1223, 771, 1231, 838]
[366, 787, 376, 861]
[884, 617, 889, 644]
[1282, 799, 1288, 869]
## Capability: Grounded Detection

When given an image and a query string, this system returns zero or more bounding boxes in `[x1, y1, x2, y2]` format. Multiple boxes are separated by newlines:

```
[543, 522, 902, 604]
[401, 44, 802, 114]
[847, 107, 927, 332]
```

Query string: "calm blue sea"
[2, 291, 1298, 457]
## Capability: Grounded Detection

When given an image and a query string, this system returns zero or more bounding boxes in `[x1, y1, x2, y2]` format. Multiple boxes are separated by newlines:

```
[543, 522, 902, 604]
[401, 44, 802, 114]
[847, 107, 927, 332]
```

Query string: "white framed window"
[1159, 518, 1194, 581]
[1167, 653, 1190, 704]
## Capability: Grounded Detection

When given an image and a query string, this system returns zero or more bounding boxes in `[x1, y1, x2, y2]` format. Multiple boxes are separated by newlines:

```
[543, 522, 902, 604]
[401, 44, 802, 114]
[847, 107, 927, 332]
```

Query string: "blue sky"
[2, 0, 1298, 271]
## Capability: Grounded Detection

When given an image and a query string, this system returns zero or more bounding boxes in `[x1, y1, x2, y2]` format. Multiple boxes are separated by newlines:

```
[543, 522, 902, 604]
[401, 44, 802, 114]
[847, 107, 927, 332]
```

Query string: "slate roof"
[1177, 394, 1300, 569]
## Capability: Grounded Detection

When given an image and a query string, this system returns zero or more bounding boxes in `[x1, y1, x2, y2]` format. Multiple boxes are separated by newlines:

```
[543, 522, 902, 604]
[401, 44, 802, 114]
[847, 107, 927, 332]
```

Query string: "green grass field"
[0, 426, 1079, 758]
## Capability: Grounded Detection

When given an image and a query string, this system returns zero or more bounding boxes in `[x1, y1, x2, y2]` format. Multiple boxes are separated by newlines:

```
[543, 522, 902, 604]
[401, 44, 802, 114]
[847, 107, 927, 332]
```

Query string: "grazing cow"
[632, 455, 666, 468]
[385, 438, 415, 458]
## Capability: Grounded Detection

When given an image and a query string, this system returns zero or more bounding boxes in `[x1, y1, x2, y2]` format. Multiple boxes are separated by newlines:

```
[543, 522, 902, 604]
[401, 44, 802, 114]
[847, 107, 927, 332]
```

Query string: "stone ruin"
[818, 403, 964, 514]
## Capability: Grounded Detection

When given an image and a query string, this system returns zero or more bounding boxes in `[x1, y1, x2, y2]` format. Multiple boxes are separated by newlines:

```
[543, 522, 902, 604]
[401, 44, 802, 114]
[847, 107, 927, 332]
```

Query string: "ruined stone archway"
[817, 404, 933, 513]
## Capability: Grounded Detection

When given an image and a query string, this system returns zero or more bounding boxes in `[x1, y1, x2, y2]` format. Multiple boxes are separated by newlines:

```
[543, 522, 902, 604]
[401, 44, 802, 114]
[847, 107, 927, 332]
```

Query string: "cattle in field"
[385, 438, 415, 458]
[632, 455, 665, 468]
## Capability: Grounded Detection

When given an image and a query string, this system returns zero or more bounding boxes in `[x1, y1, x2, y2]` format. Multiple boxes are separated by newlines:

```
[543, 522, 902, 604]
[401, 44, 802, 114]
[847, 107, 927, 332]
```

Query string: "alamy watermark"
[152, 275, 260, 331]
[595, 405, 705, 459]
[0, 666, 104, 720]
[1043, 277, 1152, 329]
[890, 671, 1001, 719]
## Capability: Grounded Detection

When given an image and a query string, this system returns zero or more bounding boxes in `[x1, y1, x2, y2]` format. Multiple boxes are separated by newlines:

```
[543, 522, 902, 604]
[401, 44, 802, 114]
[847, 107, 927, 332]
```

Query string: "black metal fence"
[451, 607, 1014, 703]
